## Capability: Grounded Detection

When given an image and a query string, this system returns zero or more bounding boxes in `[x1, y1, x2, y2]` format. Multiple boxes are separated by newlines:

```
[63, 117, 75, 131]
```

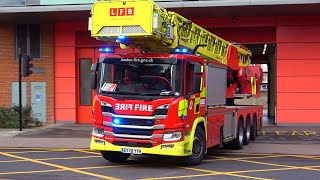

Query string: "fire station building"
[0, 0, 320, 126]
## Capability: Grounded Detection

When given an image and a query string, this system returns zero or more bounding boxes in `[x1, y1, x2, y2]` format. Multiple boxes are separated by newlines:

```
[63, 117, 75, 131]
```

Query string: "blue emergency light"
[118, 35, 126, 40]
[175, 48, 189, 54]
[98, 47, 113, 53]
[113, 118, 121, 124]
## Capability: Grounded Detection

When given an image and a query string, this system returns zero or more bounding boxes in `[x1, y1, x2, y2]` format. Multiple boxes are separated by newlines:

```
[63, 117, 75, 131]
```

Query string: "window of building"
[16, 24, 41, 59]
[263, 73, 268, 83]
[80, 59, 93, 106]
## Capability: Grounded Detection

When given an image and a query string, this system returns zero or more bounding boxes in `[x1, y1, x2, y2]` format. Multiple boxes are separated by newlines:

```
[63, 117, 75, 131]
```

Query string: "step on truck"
[89, 0, 263, 165]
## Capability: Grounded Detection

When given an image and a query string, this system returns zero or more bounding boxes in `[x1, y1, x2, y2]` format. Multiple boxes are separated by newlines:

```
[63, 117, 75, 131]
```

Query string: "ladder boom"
[90, 0, 251, 66]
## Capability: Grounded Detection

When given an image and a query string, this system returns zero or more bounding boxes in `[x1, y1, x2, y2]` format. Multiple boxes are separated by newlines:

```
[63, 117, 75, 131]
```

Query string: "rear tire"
[184, 126, 206, 166]
[101, 151, 130, 163]
[243, 117, 251, 145]
[230, 120, 244, 150]
[250, 115, 257, 140]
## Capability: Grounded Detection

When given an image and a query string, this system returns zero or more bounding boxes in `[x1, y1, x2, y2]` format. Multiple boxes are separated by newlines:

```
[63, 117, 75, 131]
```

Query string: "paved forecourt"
[0, 148, 320, 180]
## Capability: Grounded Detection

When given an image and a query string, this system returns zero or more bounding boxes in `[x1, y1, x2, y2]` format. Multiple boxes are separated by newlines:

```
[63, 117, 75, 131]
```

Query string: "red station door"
[77, 48, 102, 123]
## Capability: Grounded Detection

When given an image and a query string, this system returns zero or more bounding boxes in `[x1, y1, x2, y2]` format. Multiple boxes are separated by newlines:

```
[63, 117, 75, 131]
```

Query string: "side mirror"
[91, 72, 97, 90]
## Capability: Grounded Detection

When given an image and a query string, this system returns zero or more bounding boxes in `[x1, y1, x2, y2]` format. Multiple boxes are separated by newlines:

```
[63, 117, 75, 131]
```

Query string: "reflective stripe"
[104, 131, 163, 139]
[102, 112, 166, 119]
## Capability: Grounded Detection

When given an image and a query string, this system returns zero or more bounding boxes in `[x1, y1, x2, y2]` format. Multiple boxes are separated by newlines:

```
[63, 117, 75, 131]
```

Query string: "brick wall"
[0, 23, 55, 123]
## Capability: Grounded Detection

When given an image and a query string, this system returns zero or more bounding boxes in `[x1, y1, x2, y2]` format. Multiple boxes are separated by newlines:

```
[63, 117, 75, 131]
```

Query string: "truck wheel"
[243, 117, 251, 145]
[230, 120, 244, 150]
[101, 151, 130, 163]
[184, 126, 206, 166]
[250, 115, 257, 140]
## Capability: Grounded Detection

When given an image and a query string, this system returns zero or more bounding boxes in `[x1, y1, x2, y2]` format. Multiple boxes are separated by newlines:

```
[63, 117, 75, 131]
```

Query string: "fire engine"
[89, 0, 263, 165]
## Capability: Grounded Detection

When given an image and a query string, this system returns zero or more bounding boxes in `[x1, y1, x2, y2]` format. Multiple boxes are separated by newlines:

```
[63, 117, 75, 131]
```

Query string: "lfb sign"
[110, 7, 134, 16]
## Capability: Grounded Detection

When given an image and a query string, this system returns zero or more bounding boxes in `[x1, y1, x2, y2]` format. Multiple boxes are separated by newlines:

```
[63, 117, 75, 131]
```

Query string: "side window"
[80, 59, 92, 106]
[175, 60, 184, 95]
[186, 62, 195, 95]
[186, 61, 202, 95]
[16, 24, 41, 59]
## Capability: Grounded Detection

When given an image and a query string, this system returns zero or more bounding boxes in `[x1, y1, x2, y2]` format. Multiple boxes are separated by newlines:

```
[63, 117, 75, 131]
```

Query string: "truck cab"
[90, 52, 210, 165]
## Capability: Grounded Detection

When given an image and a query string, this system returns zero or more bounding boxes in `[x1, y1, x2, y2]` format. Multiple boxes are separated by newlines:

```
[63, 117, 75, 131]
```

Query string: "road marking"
[74, 149, 100, 155]
[0, 151, 121, 180]
[212, 152, 290, 156]
[291, 131, 304, 136]
[303, 131, 317, 136]
[205, 154, 288, 162]
[0, 169, 64, 175]
[7, 150, 66, 154]
[0, 164, 133, 176]
[276, 131, 287, 136]
[0, 159, 26, 163]
[0, 155, 100, 163]
[226, 167, 299, 174]
[218, 157, 320, 172]
[39, 155, 101, 161]
[288, 155, 320, 160]
[78, 164, 134, 170]
[226, 165, 320, 174]
[138, 173, 216, 180]
[179, 166, 272, 180]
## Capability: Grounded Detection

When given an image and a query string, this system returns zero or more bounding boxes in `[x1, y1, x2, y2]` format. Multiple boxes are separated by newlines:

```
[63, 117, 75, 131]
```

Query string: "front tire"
[184, 126, 206, 166]
[101, 151, 130, 163]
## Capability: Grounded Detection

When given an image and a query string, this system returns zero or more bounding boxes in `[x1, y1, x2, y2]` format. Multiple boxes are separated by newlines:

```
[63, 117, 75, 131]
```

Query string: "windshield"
[98, 58, 183, 97]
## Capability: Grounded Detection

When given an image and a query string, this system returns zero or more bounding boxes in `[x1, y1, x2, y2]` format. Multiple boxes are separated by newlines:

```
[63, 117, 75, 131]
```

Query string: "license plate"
[121, 148, 142, 154]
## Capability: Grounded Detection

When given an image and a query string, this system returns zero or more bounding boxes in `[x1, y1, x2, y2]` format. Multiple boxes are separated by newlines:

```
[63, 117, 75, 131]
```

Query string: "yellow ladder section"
[90, 0, 251, 66]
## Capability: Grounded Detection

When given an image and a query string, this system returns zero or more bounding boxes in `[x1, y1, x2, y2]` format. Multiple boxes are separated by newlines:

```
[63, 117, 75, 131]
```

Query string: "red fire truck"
[89, 0, 263, 165]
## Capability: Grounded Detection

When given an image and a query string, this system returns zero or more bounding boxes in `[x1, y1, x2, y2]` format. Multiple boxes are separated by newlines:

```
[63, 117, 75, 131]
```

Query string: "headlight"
[156, 104, 170, 109]
[163, 131, 182, 141]
[92, 127, 104, 138]
[154, 104, 170, 115]
[101, 101, 112, 107]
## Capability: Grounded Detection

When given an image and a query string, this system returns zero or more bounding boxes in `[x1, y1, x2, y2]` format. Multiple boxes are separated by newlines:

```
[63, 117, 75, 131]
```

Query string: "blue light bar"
[98, 47, 113, 53]
[175, 48, 189, 54]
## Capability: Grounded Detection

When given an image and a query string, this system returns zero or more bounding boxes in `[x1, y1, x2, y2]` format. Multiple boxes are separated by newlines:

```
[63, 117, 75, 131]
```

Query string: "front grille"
[113, 127, 153, 136]
[118, 118, 155, 126]
[113, 141, 152, 148]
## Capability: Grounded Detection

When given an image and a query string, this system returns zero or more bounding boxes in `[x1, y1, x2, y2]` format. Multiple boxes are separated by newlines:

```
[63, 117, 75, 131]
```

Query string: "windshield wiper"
[140, 91, 176, 96]
[101, 91, 140, 95]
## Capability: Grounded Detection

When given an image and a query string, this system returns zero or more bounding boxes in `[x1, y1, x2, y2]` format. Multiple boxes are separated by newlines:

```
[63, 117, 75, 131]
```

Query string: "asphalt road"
[0, 148, 319, 180]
